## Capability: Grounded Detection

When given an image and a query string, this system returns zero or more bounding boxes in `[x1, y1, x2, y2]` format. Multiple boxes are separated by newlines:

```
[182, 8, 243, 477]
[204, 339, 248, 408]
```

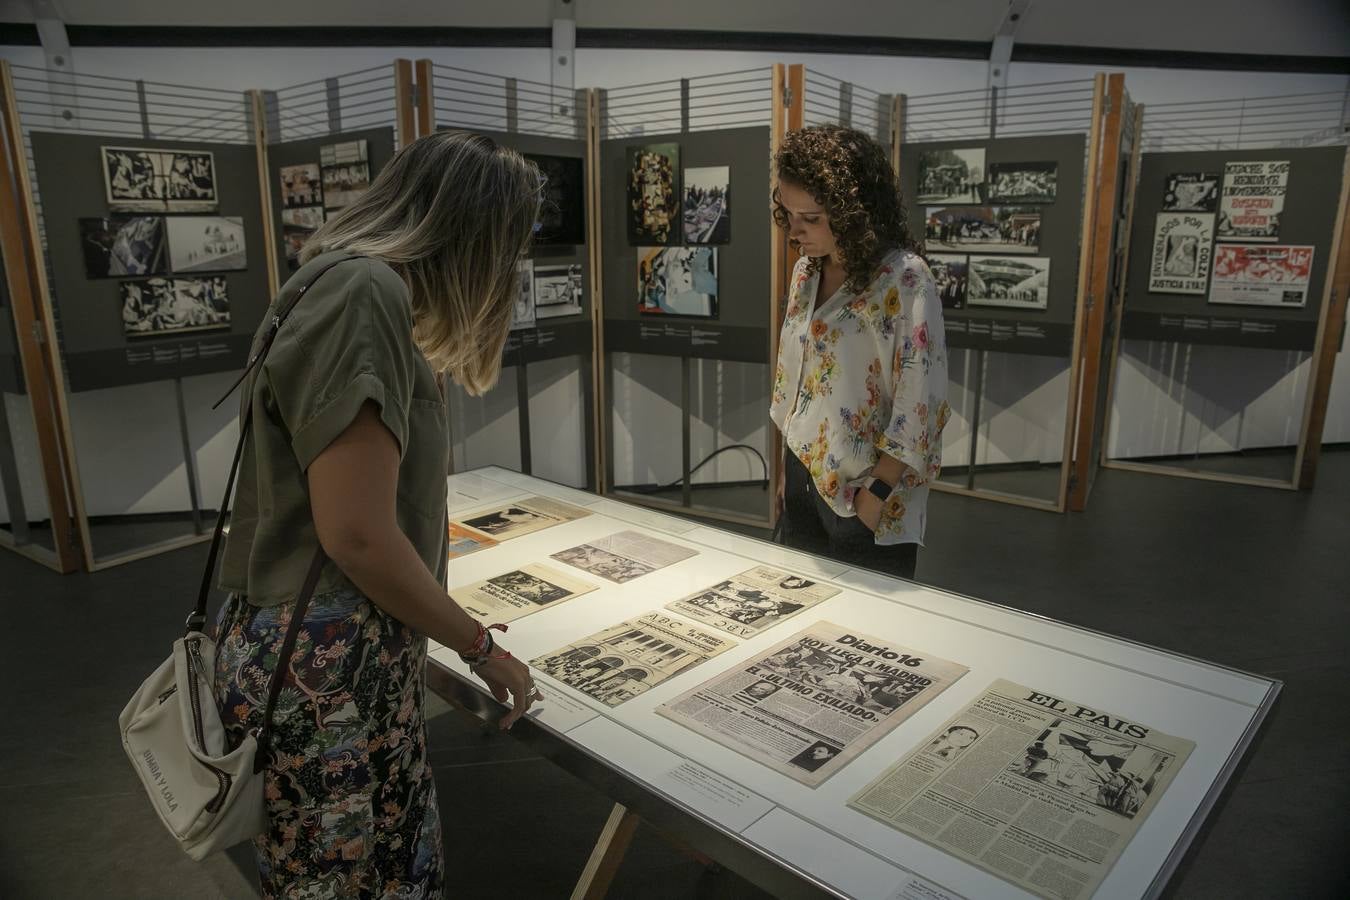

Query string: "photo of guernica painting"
[1148, 213, 1214, 295]
[121, 276, 230, 338]
[987, 161, 1057, 204]
[638, 247, 718, 317]
[627, 142, 680, 245]
[101, 146, 217, 213]
[967, 256, 1051, 310]
[916, 147, 986, 204]
[682, 166, 730, 244]
[166, 215, 247, 273]
[1208, 244, 1314, 308]
[925, 206, 1040, 254]
[78, 216, 166, 278]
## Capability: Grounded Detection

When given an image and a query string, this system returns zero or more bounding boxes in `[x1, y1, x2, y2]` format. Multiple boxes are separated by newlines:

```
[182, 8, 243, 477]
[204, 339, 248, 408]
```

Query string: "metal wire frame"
[267, 64, 398, 143]
[603, 68, 773, 138]
[431, 63, 579, 139]
[802, 68, 885, 138]
[1139, 89, 1350, 152]
[905, 78, 1096, 143]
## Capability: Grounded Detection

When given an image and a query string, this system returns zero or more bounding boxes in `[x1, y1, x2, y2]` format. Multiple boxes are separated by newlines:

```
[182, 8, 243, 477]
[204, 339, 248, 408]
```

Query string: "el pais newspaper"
[657, 622, 968, 787]
[849, 679, 1195, 900]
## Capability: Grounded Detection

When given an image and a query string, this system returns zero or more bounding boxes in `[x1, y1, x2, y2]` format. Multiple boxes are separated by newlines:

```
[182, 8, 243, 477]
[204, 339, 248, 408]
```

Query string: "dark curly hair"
[772, 125, 923, 294]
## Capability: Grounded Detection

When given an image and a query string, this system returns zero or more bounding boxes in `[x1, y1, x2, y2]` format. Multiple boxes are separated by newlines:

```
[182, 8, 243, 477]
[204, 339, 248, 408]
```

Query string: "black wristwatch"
[865, 476, 893, 502]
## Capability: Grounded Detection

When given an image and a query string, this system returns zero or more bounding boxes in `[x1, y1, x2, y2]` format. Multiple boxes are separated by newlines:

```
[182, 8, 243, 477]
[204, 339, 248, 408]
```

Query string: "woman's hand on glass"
[472, 648, 540, 730]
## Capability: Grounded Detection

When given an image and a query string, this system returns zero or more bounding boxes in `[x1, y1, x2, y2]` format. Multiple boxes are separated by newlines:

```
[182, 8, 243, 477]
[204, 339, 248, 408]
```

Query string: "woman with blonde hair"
[212, 130, 543, 897]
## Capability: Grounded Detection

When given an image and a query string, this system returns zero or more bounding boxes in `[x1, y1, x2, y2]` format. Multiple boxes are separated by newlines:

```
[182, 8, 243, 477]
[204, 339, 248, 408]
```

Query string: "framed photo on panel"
[101, 146, 218, 213]
[966, 255, 1050, 310]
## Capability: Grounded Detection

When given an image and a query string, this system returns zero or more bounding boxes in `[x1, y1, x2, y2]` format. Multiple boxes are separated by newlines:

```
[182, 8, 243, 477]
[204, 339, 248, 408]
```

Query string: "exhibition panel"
[428, 63, 596, 490]
[600, 70, 777, 525]
[898, 79, 1103, 509]
[432, 466, 1279, 900]
[1102, 90, 1350, 489]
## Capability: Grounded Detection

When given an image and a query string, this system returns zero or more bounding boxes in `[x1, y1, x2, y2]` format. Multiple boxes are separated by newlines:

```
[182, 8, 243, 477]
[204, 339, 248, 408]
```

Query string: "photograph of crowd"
[627, 143, 680, 245]
[279, 162, 322, 208]
[319, 139, 371, 210]
[967, 255, 1051, 309]
[165, 215, 247, 273]
[928, 254, 968, 309]
[78, 216, 166, 278]
[917, 147, 986, 204]
[925, 206, 1040, 254]
[682, 166, 730, 244]
[121, 276, 230, 338]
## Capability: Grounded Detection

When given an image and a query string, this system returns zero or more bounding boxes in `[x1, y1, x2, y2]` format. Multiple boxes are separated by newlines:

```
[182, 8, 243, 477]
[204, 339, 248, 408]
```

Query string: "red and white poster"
[1208, 244, 1314, 308]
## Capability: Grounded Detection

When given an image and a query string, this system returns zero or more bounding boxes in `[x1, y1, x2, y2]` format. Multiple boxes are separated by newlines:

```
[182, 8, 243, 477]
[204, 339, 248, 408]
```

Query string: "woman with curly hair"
[770, 125, 950, 579]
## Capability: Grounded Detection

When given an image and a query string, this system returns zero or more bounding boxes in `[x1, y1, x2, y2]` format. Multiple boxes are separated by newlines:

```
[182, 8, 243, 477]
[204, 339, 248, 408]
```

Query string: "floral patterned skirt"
[213, 589, 444, 899]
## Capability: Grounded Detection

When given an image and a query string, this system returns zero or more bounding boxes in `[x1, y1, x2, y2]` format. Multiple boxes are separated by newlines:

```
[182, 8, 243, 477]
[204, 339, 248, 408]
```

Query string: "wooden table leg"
[570, 802, 641, 900]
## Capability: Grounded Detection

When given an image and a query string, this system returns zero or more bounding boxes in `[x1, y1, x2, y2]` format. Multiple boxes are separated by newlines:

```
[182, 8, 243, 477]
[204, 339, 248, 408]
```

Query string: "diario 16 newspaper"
[531, 611, 734, 706]
[656, 622, 968, 786]
[848, 679, 1195, 900]
[664, 566, 841, 638]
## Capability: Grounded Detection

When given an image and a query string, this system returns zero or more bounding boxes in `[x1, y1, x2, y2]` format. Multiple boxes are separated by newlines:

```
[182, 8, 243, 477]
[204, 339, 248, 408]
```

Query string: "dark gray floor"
[2, 453, 1348, 898]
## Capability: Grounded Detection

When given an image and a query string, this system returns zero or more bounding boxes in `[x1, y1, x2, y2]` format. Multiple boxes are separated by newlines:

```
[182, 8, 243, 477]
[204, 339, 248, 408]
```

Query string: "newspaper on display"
[551, 530, 697, 583]
[849, 679, 1195, 900]
[657, 622, 969, 787]
[450, 563, 596, 626]
[531, 612, 734, 706]
[451, 496, 591, 542]
[665, 566, 841, 639]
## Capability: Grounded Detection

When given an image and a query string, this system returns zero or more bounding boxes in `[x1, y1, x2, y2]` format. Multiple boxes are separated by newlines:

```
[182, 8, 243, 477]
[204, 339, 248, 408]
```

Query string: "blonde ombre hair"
[301, 130, 542, 394]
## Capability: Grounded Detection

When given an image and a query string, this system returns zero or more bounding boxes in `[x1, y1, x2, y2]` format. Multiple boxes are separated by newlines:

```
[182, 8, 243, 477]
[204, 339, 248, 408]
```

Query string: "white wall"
[1, 40, 1346, 526]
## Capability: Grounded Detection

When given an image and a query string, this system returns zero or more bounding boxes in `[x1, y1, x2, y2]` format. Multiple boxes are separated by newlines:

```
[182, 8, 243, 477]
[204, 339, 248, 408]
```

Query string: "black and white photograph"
[101, 146, 217, 213]
[78, 216, 166, 278]
[928, 253, 968, 309]
[1148, 212, 1214, 295]
[511, 259, 535, 330]
[682, 165, 730, 244]
[120, 276, 230, 338]
[967, 255, 1051, 310]
[165, 215, 247, 273]
[757, 639, 930, 715]
[736, 681, 782, 704]
[1009, 720, 1174, 819]
[460, 504, 547, 537]
[281, 206, 324, 271]
[988, 161, 1058, 204]
[789, 741, 843, 773]
[916, 147, 986, 204]
[638, 247, 717, 317]
[485, 570, 573, 607]
[279, 162, 323, 208]
[319, 139, 371, 210]
[534, 264, 583, 319]
[524, 153, 585, 246]
[550, 545, 654, 583]
[1162, 172, 1221, 212]
[627, 142, 680, 245]
[925, 206, 1040, 254]
[927, 724, 981, 761]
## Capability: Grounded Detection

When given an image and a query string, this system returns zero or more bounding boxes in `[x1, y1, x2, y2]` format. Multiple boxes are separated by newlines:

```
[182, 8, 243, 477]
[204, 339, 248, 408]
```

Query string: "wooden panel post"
[1294, 146, 1350, 489]
[1057, 73, 1108, 513]
[570, 802, 641, 899]
[0, 60, 88, 571]
[1067, 73, 1128, 511]
[891, 94, 905, 182]
[767, 63, 799, 526]
[414, 59, 435, 138]
[586, 87, 606, 494]
[249, 89, 281, 301]
[394, 59, 416, 150]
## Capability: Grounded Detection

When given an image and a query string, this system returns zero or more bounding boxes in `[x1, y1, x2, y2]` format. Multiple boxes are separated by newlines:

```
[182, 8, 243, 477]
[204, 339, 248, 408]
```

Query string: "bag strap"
[252, 548, 326, 773]
[187, 254, 360, 634]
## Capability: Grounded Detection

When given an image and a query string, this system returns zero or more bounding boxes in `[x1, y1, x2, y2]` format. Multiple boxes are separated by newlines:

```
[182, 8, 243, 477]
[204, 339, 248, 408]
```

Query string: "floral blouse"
[771, 249, 950, 545]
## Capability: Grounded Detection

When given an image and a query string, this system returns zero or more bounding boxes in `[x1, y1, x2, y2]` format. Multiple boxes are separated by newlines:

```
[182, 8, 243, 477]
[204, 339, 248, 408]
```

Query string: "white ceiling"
[2, 0, 1348, 59]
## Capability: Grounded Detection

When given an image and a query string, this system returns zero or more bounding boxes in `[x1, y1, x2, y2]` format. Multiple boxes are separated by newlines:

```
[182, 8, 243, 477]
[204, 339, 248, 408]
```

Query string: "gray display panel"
[266, 126, 396, 288]
[900, 134, 1087, 356]
[0, 253, 24, 394]
[31, 131, 270, 392]
[601, 126, 771, 364]
[1121, 146, 1344, 351]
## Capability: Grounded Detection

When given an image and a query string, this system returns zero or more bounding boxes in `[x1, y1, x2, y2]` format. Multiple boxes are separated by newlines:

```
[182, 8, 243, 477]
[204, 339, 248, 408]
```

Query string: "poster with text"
[1218, 160, 1288, 241]
[1208, 244, 1314, 308]
[1148, 212, 1214, 295]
